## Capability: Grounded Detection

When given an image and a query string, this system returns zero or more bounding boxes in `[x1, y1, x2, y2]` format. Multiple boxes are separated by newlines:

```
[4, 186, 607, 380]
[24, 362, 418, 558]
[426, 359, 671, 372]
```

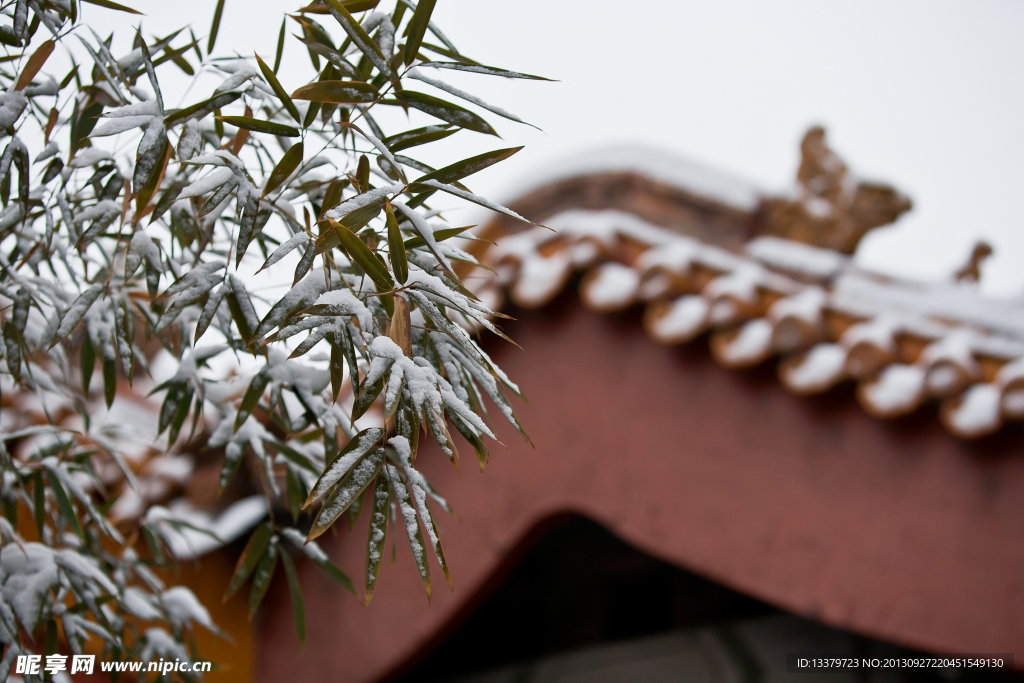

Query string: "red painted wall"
[256, 294, 1024, 682]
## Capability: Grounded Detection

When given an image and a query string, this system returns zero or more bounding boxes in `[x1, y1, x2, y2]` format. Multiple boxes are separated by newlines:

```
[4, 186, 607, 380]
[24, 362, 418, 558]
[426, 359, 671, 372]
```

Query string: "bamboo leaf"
[248, 538, 278, 619]
[414, 146, 522, 187]
[81, 0, 141, 14]
[402, 225, 471, 250]
[323, 0, 391, 78]
[364, 475, 388, 605]
[47, 471, 85, 541]
[14, 39, 54, 91]
[388, 295, 412, 357]
[389, 466, 430, 600]
[384, 125, 456, 153]
[331, 219, 393, 291]
[385, 200, 407, 284]
[291, 80, 378, 104]
[224, 522, 272, 600]
[417, 61, 554, 81]
[164, 91, 241, 125]
[102, 356, 116, 408]
[236, 367, 270, 430]
[81, 333, 95, 394]
[215, 115, 299, 137]
[307, 447, 384, 541]
[403, 0, 436, 66]
[279, 550, 305, 648]
[208, 0, 226, 53]
[395, 91, 496, 136]
[262, 141, 303, 199]
[274, 18, 286, 72]
[304, 427, 384, 508]
[285, 467, 305, 522]
[255, 53, 301, 123]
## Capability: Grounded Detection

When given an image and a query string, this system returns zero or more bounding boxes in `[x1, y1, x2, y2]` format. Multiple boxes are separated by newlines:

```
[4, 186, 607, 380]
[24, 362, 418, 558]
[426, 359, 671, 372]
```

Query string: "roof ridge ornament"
[758, 126, 912, 254]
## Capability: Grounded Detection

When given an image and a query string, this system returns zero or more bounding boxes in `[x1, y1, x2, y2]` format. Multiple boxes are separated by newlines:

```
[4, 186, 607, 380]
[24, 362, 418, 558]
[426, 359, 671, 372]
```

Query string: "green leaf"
[102, 356, 116, 408]
[81, 333, 96, 394]
[81, 0, 142, 14]
[402, 225, 471, 250]
[279, 550, 305, 648]
[164, 91, 241, 125]
[215, 115, 299, 137]
[256, 53, 301, 123]
[224, 522, 272, 600]
[290, 80, 378, 104]
[262, 141, 303, 200]
[395, 91, 497, 136]
[273, 18, 286, 72]
[384, 125, 456, 153]
[385, 201, 408, 285]
[236, 368, 270, 430]
[331, 219, 394, 291]
[364, 475, 389, 605]
[307, 447, 384, 541]
[302, 101, 321, 129]
[248, 538, 279, 619]
[414, 146, 522, 188]
[329, 332, 345, 402]
[403, 0, 436, 66]
[47, 471, 84, 541]
[323, 0, 391, 78]
[285, 467, 305, 523]
[299, 0, 379, 11]
[320, 178, 346, 217]
[304, 427, 384, 508]
[208, 0, 226, 53]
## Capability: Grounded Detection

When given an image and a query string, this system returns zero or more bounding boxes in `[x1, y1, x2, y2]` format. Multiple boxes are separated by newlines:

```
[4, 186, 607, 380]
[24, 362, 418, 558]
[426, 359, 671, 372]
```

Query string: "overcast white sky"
[88, 0, 1024, 296]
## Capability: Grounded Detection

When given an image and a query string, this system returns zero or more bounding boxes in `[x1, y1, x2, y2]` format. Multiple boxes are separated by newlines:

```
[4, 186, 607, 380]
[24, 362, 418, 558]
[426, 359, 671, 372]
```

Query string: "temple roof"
[471, 133, 1024, 440]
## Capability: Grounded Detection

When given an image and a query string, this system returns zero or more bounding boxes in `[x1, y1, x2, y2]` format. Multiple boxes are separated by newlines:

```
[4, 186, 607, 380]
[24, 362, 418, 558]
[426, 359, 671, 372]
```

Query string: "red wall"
[256, 294, 1024, 682]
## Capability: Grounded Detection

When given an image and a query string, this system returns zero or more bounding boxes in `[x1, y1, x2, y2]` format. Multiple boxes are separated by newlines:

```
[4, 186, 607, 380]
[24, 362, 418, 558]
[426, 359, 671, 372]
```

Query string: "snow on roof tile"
[474, 207, 1024, 440]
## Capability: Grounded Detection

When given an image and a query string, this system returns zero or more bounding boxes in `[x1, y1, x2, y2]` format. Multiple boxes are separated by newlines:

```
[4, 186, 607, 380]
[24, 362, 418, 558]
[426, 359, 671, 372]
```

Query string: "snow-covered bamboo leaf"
[304, 427, 383, 508]
[364, 474, 388, 605]
[53, 284, 103, 345]
[395, 91, 496, 136]
[418, 61, 553, 80]
[388, 465, 430, 599]
[307, 447, 384, 541]
[324, 0, 391, 78]
[224, 522, 272, 600]
[409, 68, 535, 129]
[293, 241, 317, 285]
